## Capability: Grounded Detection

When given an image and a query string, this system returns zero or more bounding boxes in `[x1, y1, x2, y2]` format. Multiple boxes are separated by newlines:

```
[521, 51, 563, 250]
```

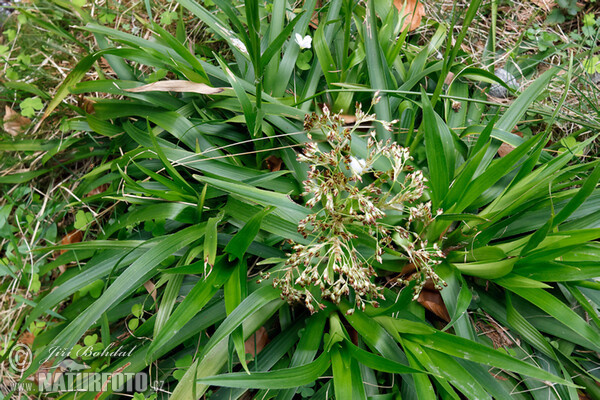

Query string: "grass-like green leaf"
[25, 224, 206, 376]
[196, 352, 331, 389]
[145, 254, 236, 362]
[404, 331, 579, 386]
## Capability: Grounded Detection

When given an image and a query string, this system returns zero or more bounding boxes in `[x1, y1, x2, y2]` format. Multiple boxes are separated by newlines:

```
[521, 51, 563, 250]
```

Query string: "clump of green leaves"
[526, 25, 561, 52]
[547, 0, 581, 24]
[20, 97, 43, 118]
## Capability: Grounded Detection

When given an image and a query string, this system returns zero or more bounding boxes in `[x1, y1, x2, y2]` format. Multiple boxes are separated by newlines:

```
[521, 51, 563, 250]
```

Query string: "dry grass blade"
[124, 80, 225, 94]
[530, 0, 555, 13]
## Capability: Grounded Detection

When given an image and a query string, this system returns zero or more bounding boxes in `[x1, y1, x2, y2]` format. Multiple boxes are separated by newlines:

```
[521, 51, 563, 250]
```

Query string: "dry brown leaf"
[3, 106, 31, 136]
[19, 332, 35, 346]
[444, 71, 456, 86]
[497, 142, 515, 157]
[417, 290, 450, 322]
[264, 155, 283, 172]
[124, 80, 224, 95]
[497, 130, 523, 157]
[143, 280, 158, 311]
[340, 114, 357, 124]
[309, 0, 323, 28]
[244, 326, 269, 357]
[531, 0, 554, 12]
[78, 95, 96, 114]
[394, 0, 425, 32]
[86, 183, 110, 197]
[59, 230, 83, 256]
[99, 57, 115, 75]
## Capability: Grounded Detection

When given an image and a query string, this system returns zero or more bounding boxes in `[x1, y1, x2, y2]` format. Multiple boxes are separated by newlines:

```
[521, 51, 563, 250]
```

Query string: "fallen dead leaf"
[19, 332, 35, 346]
[78, 95, 95, 114]
[124, 80, 224, 95]
[417, 290, 451, 322]
[143, 280, 158, 311]
[444, 71, 455, 86]
[3, 106, 31, 136]
[497, 130, 523, 157]
[264, 155, 283, 172]
[309, 0, 323, 29]
[531, 0, 554, 13]
[99, 57, 115, 75]
[86, 183, 110, 197]
[59, 230, 83, 257]
[340, 114, 357, 124]
[244, 326, 269, 357]
[497, 142, 514, 157]
[394, 0, 425, 32]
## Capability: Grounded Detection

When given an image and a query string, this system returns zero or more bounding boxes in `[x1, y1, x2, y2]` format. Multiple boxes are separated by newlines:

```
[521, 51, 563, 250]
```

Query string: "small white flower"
[231, 38, 248, 54]
[295, 33, 312, 49]
[349, 157, 366, 175]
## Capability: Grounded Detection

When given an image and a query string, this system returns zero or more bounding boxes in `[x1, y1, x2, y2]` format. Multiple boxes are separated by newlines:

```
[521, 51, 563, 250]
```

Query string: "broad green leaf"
[224, 259, 248, 373]
[152, 23, 209, 82]
[404, 331, 578, 386]
[260, 12, 304, 68]
[332, 345, 354, 400]
[513, 261, 600, 282]
[364, 0, 391, 139]
[42, 50, 108, 121]
[195, 176, 308, 223]
[153, 273, 184, 338]
[402, 341, 436, 400]
[212, 318, 305, 400]
[215, 56, 257, 136]
[521, 161, 600, 255]
[276, 312, 327, 400]
[146, 255, 236, 362]
[344, 340, 424, 374]
[26, 248, 145, 327]
[224, 207, 273, 261]
[496, 67, 557, 133]
[272, 0, 317, 96]
[170, 299, 282, 400]
[494, 273, 552, 288]
[404, 340, 491, 399]
[146, 120, 198, 197]
[451, 133, 546, 213]
[501, 286, 600, 352]
[200, 285, 282, 360]
[506, 293, 557, 359]
[452, 258, 516, 279]
[422, 88, 455, 208]
[25, 224, 206, 377]
[196, 352, 330, 389]
[204, 213, 222, 267]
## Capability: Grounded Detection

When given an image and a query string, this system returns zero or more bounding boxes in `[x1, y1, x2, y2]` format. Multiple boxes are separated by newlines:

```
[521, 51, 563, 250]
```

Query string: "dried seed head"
[274, 104, 445, 312]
